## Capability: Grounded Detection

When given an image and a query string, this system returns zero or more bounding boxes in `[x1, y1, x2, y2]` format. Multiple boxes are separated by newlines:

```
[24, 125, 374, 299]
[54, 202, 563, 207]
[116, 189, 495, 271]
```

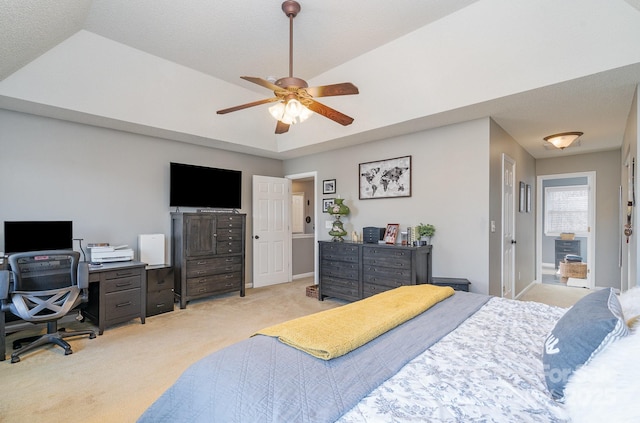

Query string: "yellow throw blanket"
[255, 284, 454, 360]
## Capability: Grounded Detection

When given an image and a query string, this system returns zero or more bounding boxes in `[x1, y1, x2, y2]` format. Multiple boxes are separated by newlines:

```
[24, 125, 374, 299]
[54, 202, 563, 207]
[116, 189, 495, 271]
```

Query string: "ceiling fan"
[216, 0, 359, 134]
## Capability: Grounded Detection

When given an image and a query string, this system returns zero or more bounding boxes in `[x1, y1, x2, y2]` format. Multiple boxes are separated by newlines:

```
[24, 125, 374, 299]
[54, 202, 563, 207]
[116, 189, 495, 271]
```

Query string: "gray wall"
[0, 109, 284, 284]
[488, 119, 537, 297]
[285, 118, 493, 294]
[1, 108, 627, 295]
[537, 150, 622, 289]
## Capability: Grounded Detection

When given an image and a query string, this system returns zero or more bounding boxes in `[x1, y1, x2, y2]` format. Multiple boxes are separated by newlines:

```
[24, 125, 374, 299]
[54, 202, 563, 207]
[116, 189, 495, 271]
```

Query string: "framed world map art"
[359, 155, 411, 199]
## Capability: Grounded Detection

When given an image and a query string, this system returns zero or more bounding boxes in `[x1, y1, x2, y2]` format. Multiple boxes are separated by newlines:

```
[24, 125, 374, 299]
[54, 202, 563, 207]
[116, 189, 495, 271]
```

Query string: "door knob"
[254, 235, 260, 239]
[511, 239, 517, 244]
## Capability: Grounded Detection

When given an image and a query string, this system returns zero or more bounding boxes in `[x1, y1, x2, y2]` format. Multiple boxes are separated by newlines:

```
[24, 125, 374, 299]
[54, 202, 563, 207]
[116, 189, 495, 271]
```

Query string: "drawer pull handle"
[116, 301, 132, 308]
[116, 272, 134, 277]
[156, 303, 166, 308]
[116, 282, 132, 287]
[197, 261, 207, 265]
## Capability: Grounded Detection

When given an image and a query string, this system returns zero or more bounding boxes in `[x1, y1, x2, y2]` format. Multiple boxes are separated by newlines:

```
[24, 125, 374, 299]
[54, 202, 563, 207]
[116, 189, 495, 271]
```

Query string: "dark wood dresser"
[319, 241, 432, 301]
[172, 212, 246, 309]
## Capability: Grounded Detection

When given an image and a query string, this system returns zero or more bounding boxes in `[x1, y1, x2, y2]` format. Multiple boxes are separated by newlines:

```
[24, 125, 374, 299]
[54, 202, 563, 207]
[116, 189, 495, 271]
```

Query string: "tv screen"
[4, 221, 73, 254]
[170, 162, 242, 209]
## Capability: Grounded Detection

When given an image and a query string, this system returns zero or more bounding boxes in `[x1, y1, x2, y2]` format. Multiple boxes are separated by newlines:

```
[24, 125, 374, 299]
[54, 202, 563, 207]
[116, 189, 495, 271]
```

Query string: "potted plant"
[416, 223, 435, 245]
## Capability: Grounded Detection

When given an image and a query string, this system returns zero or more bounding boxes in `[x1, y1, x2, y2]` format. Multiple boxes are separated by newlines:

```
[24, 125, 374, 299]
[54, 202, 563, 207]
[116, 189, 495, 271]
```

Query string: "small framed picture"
[323, 179, 336, 194]
[519, 181, 526, 213]
[322, 198, 335, 213]
[526, 184, 532, 213]
[384, 223, 400, 244]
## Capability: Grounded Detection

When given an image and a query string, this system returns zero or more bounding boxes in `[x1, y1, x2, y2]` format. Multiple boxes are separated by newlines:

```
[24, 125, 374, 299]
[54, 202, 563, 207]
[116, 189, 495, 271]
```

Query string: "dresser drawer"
[216, 216, 244, 229]
[321, 260, 359, 280]
[216, 227, 243, 238]
[363, 283, 396, 298]
[103, 275, 141, 294]
[216, 241, 243, 254]
[362, 247, 412, 269]
[321, 243, 359, 263]
[321, 276, 359, 300]
[186, 256, 242, 278]
[362, 265, 412, 285]
[187, 272, 241, 295]
[105, 289, 141, 321]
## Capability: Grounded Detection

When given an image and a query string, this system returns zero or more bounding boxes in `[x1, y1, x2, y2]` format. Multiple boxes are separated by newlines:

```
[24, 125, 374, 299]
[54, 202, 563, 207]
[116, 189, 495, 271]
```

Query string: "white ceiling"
[1, 0, 640, 159]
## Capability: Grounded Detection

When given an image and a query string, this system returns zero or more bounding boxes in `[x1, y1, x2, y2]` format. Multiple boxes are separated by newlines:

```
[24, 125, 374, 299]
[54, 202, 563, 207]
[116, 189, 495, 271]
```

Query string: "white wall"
[0, 109, 284, 283]
[284, 118, 492, 294]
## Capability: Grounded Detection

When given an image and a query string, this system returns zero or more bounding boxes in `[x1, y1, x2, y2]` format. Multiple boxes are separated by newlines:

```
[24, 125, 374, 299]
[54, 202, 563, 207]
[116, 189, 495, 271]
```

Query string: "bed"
[138, 285, 640, 423]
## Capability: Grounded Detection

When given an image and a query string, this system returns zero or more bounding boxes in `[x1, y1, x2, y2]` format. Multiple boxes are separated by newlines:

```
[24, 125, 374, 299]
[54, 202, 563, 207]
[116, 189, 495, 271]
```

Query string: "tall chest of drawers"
[172, 212, 246, 309]
[319, 241, 432, 301]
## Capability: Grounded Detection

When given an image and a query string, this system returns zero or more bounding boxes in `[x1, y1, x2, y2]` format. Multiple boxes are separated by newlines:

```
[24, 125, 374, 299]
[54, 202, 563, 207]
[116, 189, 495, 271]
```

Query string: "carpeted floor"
[0, 279, 585, 423]
[518, 282, 592, 308]
[1, 278, 344, 423]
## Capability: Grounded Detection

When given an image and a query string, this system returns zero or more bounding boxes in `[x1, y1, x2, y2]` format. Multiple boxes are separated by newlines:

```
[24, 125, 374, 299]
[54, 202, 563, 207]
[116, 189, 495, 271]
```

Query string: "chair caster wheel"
[64, 349, 73, 356]
[89, 333, 97, 339]
[11, 356, 20, 363]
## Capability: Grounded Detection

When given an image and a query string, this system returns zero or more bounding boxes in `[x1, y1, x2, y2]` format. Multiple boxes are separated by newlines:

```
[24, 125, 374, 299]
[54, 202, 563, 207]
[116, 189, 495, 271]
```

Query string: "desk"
[83, 261, 147, 335]
[1, 261, 146, 361]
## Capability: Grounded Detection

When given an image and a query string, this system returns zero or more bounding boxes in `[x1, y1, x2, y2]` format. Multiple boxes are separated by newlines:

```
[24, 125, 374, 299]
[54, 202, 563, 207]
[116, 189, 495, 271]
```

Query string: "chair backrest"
[9, 250, 80, 291]
[6, 250, 85, 323]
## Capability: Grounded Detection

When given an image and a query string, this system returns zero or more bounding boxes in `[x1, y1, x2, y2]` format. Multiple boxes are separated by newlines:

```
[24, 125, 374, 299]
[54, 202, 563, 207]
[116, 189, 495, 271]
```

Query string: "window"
[544, 185, 589, 235]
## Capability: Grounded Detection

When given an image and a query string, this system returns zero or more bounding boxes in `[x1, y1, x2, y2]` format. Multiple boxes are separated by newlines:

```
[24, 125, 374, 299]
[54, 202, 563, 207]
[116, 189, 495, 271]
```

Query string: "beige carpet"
[0, 278, 344, 423]
[518, 282, 592, 308]
[0, 280, 584, 423]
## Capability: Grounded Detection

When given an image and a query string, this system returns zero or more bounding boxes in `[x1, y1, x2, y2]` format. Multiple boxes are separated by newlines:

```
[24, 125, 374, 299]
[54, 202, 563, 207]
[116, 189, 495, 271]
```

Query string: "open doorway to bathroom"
[536, 172, 595, 289]
[287, 172, 318, 283]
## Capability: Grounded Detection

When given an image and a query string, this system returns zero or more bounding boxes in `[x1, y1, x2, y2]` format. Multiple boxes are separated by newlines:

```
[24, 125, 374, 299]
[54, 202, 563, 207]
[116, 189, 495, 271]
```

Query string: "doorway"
[286, 171, 318, 283]
[536, 172, 595, 289]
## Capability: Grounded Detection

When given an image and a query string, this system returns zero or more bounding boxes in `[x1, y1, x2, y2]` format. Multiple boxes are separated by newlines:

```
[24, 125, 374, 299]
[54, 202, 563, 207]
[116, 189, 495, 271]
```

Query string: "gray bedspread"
[138, 291, 489, 423]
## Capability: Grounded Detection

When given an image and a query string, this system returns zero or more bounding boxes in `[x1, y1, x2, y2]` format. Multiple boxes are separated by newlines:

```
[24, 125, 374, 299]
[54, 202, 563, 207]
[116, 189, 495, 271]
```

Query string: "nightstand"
[146, 265, 174, 317]
[431, 277, 470, 292]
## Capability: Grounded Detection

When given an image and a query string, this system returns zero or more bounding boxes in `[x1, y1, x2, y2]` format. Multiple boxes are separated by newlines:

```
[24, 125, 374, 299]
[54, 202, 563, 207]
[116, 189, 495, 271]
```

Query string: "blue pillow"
[542, 288, 629, 400]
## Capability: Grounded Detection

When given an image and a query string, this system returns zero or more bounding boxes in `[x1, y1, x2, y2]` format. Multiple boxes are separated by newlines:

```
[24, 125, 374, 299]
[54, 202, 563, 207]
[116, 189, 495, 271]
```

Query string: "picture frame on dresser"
[384, 224, 400, 244]
[322, 179, 336, 194]
[359, 155, 411, 199]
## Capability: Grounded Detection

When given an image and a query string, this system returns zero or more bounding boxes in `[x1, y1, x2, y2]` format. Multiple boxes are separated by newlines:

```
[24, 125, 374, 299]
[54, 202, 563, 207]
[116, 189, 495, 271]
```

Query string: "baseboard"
[515, 280, 539, 300]
[293, 272, 314, 280]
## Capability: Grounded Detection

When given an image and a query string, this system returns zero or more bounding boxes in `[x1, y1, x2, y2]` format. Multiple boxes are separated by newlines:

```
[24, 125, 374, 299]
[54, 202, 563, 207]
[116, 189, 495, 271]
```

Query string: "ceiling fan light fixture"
[543, 131, 584, 149]
[268, 99, 312, 125]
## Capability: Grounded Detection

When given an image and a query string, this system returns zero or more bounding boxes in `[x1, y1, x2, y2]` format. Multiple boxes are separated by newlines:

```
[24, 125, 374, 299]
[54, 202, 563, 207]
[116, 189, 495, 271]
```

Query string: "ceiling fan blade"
[306, 83, 359, 98]
[241, 76, 282, 92]
[217, 97, 279, 114]
[275, 120, 290, 134]
[305, 99, 354, 126]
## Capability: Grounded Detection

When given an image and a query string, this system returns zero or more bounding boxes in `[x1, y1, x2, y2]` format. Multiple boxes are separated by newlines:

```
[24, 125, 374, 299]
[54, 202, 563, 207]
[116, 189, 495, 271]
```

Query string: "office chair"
[0, 250, 96, 363]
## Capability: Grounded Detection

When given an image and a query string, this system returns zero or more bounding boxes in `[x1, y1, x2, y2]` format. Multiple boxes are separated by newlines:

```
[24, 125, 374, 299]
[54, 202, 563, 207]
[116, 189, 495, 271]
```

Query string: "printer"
[88, 245, 134, 263]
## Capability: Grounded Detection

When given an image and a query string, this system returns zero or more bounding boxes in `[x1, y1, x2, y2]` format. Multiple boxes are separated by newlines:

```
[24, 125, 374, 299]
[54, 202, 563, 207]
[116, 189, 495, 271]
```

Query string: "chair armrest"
[0, 270, 9, 301]
[78, 262, 89, 290]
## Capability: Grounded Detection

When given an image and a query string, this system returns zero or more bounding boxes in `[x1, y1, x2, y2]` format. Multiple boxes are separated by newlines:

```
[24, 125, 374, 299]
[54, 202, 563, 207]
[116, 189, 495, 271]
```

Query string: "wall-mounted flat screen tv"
[4, 220, 73, 254]
[170, 162, 242, 209]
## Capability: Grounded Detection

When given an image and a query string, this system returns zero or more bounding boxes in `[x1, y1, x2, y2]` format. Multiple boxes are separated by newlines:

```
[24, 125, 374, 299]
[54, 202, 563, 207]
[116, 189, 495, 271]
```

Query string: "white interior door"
[502, 154, 516, 299]
[252, 175, 291, 288]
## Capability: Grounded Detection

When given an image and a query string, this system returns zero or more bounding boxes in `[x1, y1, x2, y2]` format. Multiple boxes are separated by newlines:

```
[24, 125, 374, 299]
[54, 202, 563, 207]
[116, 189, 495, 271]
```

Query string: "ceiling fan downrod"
[276, 1, 306, 89]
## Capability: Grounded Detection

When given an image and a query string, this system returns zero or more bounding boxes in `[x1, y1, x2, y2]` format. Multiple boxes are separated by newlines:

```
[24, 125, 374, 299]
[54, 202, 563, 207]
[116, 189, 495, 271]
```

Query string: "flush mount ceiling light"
[543, 132, 584, 150]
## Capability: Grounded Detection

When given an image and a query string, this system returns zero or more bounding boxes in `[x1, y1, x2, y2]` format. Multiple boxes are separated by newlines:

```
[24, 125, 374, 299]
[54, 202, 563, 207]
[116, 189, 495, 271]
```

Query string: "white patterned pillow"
[542, 288, 629, 400]
[564, 330, 640, 422]
[619, 286, 640, 328]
